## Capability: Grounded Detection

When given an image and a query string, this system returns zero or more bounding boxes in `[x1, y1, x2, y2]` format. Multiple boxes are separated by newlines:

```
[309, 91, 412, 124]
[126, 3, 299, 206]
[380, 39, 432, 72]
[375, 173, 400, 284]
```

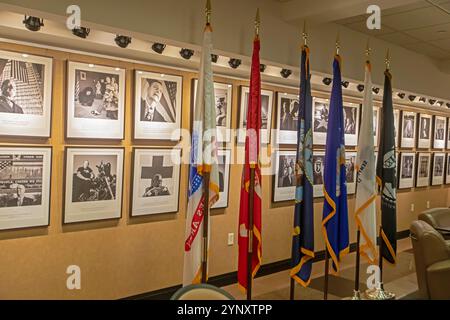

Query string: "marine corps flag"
[238, 35, 263, 293]
[183, 15, 220, 286]
[322, 55, 349, 273]
[290, 45, 314, 286]
[376, 69, 397, 264]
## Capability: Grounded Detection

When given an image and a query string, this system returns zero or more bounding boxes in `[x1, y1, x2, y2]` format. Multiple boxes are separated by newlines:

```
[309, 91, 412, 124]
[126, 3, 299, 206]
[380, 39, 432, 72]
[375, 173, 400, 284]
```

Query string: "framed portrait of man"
[275, 92, 299, 145]
[416, 152, 431, 187]
[398, 152, 415, 189]
[312, 151, 325, 198]
[431, 152, 445, 186]
[345, 152, 357, 194]
[192, 80, 232, 143]
[66, 61, 125, 139]
[212, 149, 231, 209]
[0, 50, 52, 137]
[131, 148, 181, 216]
[343, 103, 359, 146]
[433, 115, 446, 149]
[400, 111, 416, 148]
[63, 147, 124, 223]
[373, 106, 380, 147]
[134, 71, 183, 140]
[237, 86, 273, 145]
[312, 98, 329, 145]
[417, 113, 432, 149]
[394, 109, 400, 148]
[272, 150, 296, 203]
[446, 153, 450, 184]
[0, 146, 52, 230]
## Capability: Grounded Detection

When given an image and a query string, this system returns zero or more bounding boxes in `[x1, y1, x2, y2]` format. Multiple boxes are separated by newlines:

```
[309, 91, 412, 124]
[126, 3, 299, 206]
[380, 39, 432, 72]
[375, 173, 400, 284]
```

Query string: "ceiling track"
[425, 0, 450, 15]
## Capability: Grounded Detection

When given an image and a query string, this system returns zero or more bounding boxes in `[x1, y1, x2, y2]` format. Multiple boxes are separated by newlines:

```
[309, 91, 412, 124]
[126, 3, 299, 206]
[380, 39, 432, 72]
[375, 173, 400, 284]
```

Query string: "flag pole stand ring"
[365, 282, 395, 300]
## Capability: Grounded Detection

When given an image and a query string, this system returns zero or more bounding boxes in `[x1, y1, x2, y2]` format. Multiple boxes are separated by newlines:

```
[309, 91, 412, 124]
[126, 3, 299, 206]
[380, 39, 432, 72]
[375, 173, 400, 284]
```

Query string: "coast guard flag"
[290, 45, 314, 287]
[322, 55, 349, 273]
[238, 36, 263, 293]
[376, 69, 397, 264]
[183, 23, 220, 285]
[354, 61, 378, 264]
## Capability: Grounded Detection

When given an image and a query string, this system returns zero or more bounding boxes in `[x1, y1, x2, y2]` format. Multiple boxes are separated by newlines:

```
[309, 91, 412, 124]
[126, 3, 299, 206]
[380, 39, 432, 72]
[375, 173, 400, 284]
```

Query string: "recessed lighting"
[22, 54, 28, 58]
[115, 67, 120, 71]
[161, 74, 165, 77]
[284, 93, 288, 96]
[138, 71, 143, 74]
[88, 64, 95, 68]
[227, 84, 232, 88]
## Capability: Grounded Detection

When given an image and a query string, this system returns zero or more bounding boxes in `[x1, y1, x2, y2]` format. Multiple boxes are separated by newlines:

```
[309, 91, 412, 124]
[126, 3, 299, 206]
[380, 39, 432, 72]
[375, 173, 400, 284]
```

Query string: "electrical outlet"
[227, 233, 234, 246]
[410, 203, 415, 212]
[426, 201, 430, 209]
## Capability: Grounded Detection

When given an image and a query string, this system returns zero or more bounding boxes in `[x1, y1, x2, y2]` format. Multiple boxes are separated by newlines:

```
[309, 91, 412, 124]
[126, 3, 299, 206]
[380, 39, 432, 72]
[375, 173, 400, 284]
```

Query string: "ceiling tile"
[381, 1, 432, 16]
[382, 6, 450, 31]
[377, 32, 421, 45]
[404, 23, 450, 41]
[345, 21, 396, 36]
[335, 14, 366, 25]
[402, 42, 450, 59]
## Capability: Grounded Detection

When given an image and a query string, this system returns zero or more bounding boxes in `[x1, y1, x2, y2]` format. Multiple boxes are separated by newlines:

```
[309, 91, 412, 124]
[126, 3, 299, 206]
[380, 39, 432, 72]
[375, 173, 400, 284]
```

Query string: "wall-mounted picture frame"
[446, 118, 450, 150]
[400, 111, 416, 148]
[275, 92, 299, 145]
[0, 50, 52, 138]
[398, 152, 415, 189]
[343, 103, 359, 146]
[313, 151, 325, 197]
[346, 151, 357, 194]
[238, 86, 273, 144]
[431, 152, 445, 186]
[272, 150, 296, 203]
[0, 146, 52, 230]
[446, 153, 450, 184]
[433, 115, 446, 149]
[63, 147, 124, 223]
[373, 106, 380, 147]
[192, 80, 233, 143]
[394, 109, 400, 148]
[131, 148, 181, 216]
[417, 113, 432, 149]
[134, 70, 183, 140]
[416, 152, 431, 188]
[66, 61, 125, 139]
[212, 149, 231, 209]
[312, 98, 329, 145]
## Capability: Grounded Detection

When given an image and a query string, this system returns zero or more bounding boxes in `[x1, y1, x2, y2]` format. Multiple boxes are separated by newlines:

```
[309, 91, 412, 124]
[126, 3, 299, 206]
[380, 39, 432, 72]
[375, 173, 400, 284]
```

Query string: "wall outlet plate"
[227, 233, 234, 246]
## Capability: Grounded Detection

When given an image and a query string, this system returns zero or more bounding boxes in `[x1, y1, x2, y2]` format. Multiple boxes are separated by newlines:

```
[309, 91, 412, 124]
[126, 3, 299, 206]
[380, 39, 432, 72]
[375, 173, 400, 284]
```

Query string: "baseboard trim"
[124, 229, 410, 300]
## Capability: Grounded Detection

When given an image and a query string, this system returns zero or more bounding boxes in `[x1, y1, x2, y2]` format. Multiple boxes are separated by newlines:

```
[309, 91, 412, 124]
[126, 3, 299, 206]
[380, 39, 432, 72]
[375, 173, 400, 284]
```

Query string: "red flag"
[238, 37, 263, 292]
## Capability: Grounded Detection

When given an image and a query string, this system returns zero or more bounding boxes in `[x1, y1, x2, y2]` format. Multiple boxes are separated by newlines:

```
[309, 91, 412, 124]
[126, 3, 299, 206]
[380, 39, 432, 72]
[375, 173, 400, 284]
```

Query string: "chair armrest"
[427, 260, 450, 300]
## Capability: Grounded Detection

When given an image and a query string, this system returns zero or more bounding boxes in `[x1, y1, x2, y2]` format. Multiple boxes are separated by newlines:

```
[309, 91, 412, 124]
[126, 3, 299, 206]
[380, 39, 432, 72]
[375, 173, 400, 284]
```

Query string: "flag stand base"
[351, 290, 362, 300]
[365, 283, 395, 300]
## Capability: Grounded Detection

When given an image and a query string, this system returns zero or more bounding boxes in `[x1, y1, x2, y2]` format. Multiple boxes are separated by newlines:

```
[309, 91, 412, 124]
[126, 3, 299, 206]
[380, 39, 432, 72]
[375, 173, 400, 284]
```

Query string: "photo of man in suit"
[7, 184, 35, 207]
[0, 79, 24, 114]
[140, 78, 177, 123]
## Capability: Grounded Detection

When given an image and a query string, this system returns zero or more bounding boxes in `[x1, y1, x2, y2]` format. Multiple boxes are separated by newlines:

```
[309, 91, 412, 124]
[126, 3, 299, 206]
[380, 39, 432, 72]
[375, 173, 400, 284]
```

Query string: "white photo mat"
[272, 150, 296, 202]
[398, 152, 416, 189]
[400, 111, 417, 148]
[417, 114, 432, 149]
[446, 153, 450, 184]
[433, 115, 447, 149]
[343, 103, 359, 147]
[416, 152, 431, 187]
[275, 92, 299, 145]
[212, 149, 231, 209]
[432, 152, 445, 186]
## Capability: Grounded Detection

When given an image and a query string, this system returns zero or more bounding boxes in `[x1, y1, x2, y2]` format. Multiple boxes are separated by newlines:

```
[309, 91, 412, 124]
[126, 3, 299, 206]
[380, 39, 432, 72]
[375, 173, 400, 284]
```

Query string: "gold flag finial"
[365, 37, 371, 60]
[206, 0, 212, 25]
[335, 31, 340, 55]
[302, 20, 308, 46]
[385, 48, 391, 70]
[255, 8, 260, 38]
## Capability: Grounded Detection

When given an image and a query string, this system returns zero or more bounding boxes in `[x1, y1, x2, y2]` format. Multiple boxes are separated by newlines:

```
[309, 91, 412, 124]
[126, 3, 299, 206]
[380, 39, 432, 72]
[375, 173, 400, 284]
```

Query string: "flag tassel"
[246, 166, 256, 300]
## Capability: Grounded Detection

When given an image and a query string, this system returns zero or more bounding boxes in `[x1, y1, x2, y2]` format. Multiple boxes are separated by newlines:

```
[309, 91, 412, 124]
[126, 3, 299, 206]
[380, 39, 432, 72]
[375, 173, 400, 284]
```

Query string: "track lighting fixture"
[397, 93, 405, 99]
[447, 103, 450, 108]
[179, 48, 194, 60]
[357, 84, 364, 92]
[72, 26, 90, 39]
[419, 97, 426, 103]
[115, 35, 131, 48]
[408, 95, 416, 102]
[211, 54, 218, 63]
[151, 43, 166, 54]
[372, 87, 380, 94]
[260, 64, 266, 72]
[228, 58, 241, 69]
[341, 81, 349, 88]
[23, 16, 43, 32]
[280, 68, 292, 78]
[322, 77, 332, 86]
[437, 101, 444, 107]
[429, 99, 436, 105]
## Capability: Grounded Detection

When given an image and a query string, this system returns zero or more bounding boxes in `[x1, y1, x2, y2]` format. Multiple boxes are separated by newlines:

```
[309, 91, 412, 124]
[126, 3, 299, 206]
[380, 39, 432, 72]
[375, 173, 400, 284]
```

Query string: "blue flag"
[322, 55, 349, 273]
[290, 46, 314, 287]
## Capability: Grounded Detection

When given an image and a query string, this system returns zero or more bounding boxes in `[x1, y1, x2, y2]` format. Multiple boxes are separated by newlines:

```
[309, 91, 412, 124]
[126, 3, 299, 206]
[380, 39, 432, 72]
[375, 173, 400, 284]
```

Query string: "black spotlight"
[211, 54, 218, 63]
[419, 97, 426, 103]
[341, 81, 349, 88]
[447, 103, 450, 108]
[228, 58, 241, 69]
[408, 95, 416, 101]
[397, 92, 405, 99]
[180, 48, 194, 60]
[372, 87, 380, 94]
[429, 99, 436, 105]
[322, 77, 332, 86]
[72, 26, 90, 39]
[280, 68, 292, 78]
[357, 84, 365, 92]
[115, 35, 131, 48]
[151, 43, 166, 54]
[437, 101, 444, 107]
[260, 64, 267, 73]
[23, 16, 44, 32]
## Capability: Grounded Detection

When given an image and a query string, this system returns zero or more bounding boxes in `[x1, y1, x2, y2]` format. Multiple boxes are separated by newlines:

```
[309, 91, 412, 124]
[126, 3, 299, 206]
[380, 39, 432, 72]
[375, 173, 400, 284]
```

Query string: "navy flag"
[290, 46, 314, 286]
[376, 70, 397, 264]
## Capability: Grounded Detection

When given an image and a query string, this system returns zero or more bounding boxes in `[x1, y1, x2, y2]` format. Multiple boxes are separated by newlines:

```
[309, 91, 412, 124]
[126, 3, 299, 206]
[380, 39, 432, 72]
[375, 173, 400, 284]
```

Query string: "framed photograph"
[433, 116, 446, 149]
[275, 92, 299, 144]
[400, 111, 416, 148]
[0, 147, 52, 230]
[63, 147, 124, 223]
[313, 151, 325, 198]
[346, 152, 357, 194]
[238, 86, 273, 144]
[394, 109, 400, 148]
[131, 148, 181, 216]
[343, 103, 359, 146]
[398, 152, 415, 189]
[416, 152, 431, 187]
[431, 152, 445, 186]
[272, 150, 296, 202]
[446, 119, 450, 150]
[0, 50, 52, 137]
[134, 71, 183, 140]
[212, 149, 231, 209]
[373, 106, 380, 147]
[446, 153, 450, 184]
[192, 80, 232, 143]
[417, 114, 432, 149]
[313, 98, 329, 145]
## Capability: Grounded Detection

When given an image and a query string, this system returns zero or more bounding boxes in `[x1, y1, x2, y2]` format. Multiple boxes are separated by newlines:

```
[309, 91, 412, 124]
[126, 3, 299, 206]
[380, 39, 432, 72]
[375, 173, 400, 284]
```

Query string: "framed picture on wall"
[66, 61, 125, 139]
[275, 92, 299, 144]
[313, 151, 325, 198]
[446, 119, 450, 150]
[63, 147, 124, 223]
[431, 152, 445, 186]
[238, 86, 273, 144]
[394, 109, 400, 148]
[212, 149, 231, 209]
[0, 50, 52, 137]
[0, 147, 52, 230]
[345, 151, 357, 194]
[134, 71, 183, 140]
[398, 152, 415, 189]
[433, 115, 446, 149]
[417, 113, 432, 149]
[312, 98, 329, 145]
[272, 150, 296, 202]
[373, 106, 380, 148]
[131, 148, 181, 216]
[400, 111, 416, 148]
[446, 153, 450, 184]
[343, 103, 359, 146]
[192, 80, 232, 143]
[416, 152, 431, 187]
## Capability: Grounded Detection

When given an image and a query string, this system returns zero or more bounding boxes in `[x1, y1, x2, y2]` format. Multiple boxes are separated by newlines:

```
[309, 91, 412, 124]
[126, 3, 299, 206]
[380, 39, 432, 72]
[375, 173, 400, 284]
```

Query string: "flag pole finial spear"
[385, 48, 391, 71]
[255, 8, 260, 39]
[302, 20, 308, 47]
[335, 31, 340, 56]
[365, 38, 371, 62]
[205, 0, 212, 26]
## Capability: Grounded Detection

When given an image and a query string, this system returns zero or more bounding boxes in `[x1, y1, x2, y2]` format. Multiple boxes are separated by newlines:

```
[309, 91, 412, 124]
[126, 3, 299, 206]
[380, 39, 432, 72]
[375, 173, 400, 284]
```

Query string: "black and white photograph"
[192, 80, 233, 142]
[238, 86, 273, 144]
[417, 114, 432, 149]
[447, 119, 450, 150]
[398, 152, 415, 189]
[212, 149, 231, 209]
[416, 152, 431, 187]
[313, 151, 325, 198]
[273, 150, 296, 202]
[0, 50, 52, 137]
[446, 153, 450, 184]
[0, 147, 51, 230]
[373, 106, 380, 147]
[275, 93, 299, 144]
[432, 152, 445, 186]
[346, 152, 357, 194]
[394, 109, 400, 148]
[343, 103, 359, 146]
[313, 98, 329, 145]
[64, 147, 124, 223]
[67, 62, 125, 139]
[134, 71, 183, 140]
[433, 116, 446, 149]
[131, 148, 181, 216]
[401, 111, 416, 148]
